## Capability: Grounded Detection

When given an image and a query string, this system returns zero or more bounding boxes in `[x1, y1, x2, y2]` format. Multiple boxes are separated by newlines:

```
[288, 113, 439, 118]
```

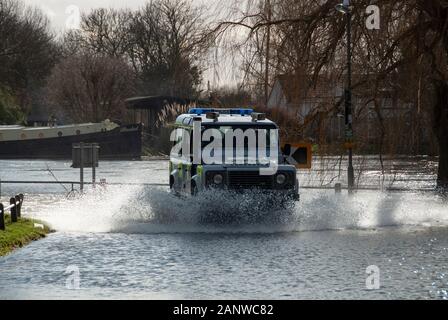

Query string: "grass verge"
[0, 215, 51, 256]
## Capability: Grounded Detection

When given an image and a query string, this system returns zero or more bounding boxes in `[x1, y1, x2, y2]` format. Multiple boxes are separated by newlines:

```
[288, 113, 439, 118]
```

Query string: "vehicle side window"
[183, 128, 192, 160]
[174, 127, 192, 161]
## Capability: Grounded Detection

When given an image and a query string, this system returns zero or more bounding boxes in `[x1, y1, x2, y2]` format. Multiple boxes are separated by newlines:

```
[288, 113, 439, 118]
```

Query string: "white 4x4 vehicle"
[169, 108, 311, 202]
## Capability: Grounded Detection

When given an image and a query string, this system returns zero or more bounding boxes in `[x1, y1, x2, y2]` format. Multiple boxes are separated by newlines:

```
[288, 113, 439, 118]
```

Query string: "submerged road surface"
[0, 160, 447, 300]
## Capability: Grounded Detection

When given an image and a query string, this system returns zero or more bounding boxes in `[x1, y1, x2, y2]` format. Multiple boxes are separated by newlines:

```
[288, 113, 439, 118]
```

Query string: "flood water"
[0, 159, 447, 300]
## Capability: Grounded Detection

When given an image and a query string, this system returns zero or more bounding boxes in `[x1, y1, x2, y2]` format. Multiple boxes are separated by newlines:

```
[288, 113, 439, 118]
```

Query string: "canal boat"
[0, 120, 142, 160]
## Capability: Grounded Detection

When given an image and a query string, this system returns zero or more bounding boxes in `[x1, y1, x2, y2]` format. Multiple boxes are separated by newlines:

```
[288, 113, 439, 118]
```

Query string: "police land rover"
[169, 108, 311, 202]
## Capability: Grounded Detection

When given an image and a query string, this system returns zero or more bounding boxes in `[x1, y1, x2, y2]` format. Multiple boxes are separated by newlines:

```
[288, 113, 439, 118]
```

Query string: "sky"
[22, 0, 240, 88]
[23, 0, 214, 32]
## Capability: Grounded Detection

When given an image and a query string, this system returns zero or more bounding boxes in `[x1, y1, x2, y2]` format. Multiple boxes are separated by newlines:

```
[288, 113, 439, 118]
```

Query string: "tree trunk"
[433, 81, 448, 189]
[264, 0, 271, 105]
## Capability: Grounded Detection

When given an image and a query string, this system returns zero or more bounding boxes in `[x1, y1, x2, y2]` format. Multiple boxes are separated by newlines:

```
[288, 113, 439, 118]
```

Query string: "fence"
[0, 194, 23, 231]
[0, 180, 168, 195]
[0, 179, 438, 195]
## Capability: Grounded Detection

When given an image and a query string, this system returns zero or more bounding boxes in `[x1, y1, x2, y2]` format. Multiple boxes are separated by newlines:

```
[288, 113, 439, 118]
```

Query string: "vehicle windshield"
[200, 124, 279, 165]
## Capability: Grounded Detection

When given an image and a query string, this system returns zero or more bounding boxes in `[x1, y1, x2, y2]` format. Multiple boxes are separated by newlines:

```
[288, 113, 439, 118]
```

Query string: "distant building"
[266, 73, 427, 153]
[267, 74, 344, 142]
[126, 96, 203, 137]
[125, 95, 212, 155]
[269, 74, 346, 115]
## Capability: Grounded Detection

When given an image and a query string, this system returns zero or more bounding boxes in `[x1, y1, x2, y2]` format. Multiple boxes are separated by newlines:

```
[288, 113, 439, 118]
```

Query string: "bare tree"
[63, 8, 133, 58]
[129, 0, 210, 97]
[211, 0, 448, 188]
[46, 54, 136, 123]
[207, 85, 253, 108]
[0, 0, 57, 112]
[62, 0, 211, 98]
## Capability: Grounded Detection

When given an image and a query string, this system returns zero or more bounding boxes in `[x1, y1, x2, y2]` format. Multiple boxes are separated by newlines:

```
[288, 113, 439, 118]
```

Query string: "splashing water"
[4, 160, 448, 300]
[30, 185, 448, 235]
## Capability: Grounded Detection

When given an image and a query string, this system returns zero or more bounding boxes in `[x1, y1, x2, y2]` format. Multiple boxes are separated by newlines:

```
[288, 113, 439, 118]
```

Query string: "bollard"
[19, 194, 24, 218]
[15, 195, 22, 218]
[0, 203, 4, 231]
[335, 183, 342, 194]
[10, 197, 17, 223]
[92, 143, 97, 189]
[80, 142, 84, 192]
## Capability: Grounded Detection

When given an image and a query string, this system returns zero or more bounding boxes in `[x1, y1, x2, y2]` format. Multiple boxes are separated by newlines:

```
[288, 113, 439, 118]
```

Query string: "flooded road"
[0, 160, 447, 300]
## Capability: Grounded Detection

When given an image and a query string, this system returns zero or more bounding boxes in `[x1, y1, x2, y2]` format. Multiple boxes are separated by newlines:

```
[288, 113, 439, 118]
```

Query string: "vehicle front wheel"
[170, 176, 181, 197]
[170, 175, 175, 190]
[191, 182, 198, 196]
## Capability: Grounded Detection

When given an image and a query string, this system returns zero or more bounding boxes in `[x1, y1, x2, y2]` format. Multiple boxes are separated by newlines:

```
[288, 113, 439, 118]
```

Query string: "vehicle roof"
[175, 111, 277, 127]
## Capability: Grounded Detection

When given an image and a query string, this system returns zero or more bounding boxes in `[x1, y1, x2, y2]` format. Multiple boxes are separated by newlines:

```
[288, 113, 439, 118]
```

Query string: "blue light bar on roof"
[189, 108, 214, 115]
[229, 109, 254, 115]
[188, 108, 254, 116]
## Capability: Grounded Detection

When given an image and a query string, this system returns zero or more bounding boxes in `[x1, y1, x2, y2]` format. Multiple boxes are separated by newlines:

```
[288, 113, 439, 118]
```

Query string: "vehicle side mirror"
[283, 144, 292, 156]
[282, 143, 312, 169]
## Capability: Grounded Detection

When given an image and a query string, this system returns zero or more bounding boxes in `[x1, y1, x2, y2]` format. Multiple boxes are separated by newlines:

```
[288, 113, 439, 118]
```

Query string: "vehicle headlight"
[276, 173, 287, 185]
[213, 173, 224, 185]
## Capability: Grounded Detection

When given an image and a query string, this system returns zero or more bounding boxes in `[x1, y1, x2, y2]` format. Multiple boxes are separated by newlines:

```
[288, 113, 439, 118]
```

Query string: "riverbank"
[0, 215, 51, 256]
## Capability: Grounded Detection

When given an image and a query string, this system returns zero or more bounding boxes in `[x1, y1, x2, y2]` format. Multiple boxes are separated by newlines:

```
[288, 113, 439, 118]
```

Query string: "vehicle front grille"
[227, 171, 273, 189]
